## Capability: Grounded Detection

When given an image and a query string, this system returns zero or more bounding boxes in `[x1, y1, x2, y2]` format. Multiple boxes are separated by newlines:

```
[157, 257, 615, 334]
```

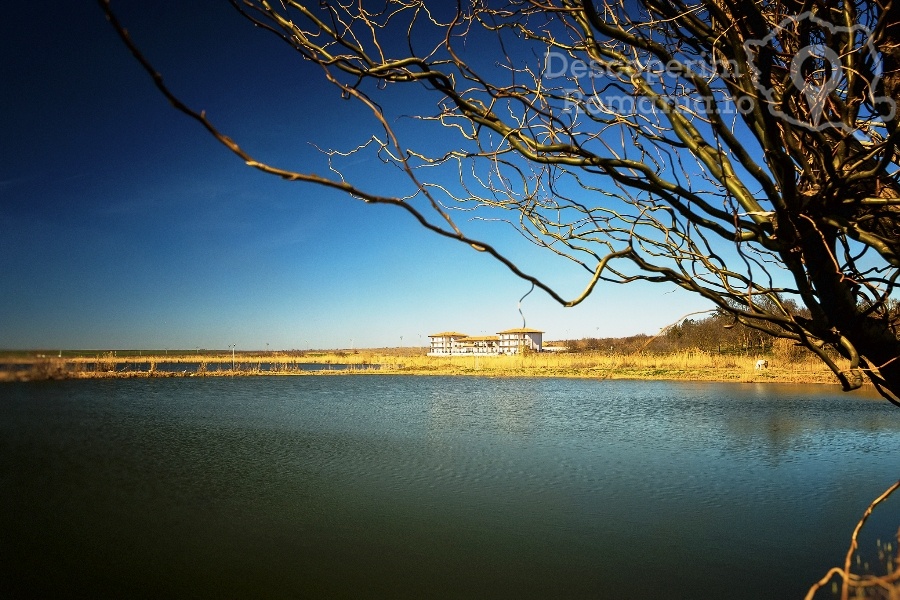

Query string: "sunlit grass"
[1, 348, 852, 386]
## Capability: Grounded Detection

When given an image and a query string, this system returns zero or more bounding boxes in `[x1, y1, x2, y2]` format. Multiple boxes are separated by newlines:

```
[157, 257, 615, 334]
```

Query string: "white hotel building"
[427, 328, 543, 356]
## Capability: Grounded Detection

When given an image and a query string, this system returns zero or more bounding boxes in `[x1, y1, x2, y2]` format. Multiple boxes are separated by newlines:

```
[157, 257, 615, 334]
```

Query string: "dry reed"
[1, 349, 855, 386]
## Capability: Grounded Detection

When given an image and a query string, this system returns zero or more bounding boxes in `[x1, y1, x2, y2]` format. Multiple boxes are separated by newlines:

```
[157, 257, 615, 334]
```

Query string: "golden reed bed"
[1, 350, 854, 387]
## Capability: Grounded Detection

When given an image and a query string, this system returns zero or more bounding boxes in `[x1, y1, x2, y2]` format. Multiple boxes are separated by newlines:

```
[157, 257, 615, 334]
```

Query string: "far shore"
[0, 349, 863, 388]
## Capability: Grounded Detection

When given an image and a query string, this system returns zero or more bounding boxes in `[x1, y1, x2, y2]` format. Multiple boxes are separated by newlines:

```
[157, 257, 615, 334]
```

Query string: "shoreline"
[0, 363, 851, 388]
[0, 350, 862, 388]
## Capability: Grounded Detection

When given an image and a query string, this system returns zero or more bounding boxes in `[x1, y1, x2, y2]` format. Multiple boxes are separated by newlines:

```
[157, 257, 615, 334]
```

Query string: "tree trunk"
[801, 225, 900, 405]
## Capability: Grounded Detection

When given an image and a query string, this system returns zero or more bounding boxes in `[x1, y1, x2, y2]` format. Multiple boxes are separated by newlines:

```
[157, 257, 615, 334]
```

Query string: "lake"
[1, 376, 898, 598]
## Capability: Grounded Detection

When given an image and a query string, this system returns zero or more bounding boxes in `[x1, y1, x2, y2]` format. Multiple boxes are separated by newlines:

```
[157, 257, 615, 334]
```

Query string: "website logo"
[743, 11, 895, 131]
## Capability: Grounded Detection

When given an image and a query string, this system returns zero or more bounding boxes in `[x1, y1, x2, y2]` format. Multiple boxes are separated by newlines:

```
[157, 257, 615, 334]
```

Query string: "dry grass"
[358, 350, 844, 384]
[0, 348, 853, 386]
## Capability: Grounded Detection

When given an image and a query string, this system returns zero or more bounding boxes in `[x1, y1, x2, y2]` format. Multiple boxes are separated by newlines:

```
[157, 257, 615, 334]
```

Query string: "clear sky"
[0, 1, 712, 351]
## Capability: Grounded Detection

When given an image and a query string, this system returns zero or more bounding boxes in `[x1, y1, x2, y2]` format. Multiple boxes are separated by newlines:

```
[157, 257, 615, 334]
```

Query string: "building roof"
[496, 328, 544, 334]
[428, 331, 469, 338]
[458, 335, 500, 342]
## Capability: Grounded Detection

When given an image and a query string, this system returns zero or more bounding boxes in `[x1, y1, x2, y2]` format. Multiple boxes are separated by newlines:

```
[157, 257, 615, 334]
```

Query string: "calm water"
[1, 377, 898, 599]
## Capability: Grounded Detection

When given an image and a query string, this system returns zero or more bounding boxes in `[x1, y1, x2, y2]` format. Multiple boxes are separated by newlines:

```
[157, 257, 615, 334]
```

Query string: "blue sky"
[0, 1, 712, 351]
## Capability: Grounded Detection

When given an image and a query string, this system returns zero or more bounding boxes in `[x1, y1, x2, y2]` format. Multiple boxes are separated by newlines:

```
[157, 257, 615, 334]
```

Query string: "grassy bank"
[0, 349, 854, 387]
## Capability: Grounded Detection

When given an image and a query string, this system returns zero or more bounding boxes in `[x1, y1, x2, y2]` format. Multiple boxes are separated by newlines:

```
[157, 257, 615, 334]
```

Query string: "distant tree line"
[561, 322, 795, 357]
[562, 299, 899, 360]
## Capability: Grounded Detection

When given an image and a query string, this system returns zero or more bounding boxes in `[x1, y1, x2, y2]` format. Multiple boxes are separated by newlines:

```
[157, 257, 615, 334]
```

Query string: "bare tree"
[99, 0, 900, 404]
